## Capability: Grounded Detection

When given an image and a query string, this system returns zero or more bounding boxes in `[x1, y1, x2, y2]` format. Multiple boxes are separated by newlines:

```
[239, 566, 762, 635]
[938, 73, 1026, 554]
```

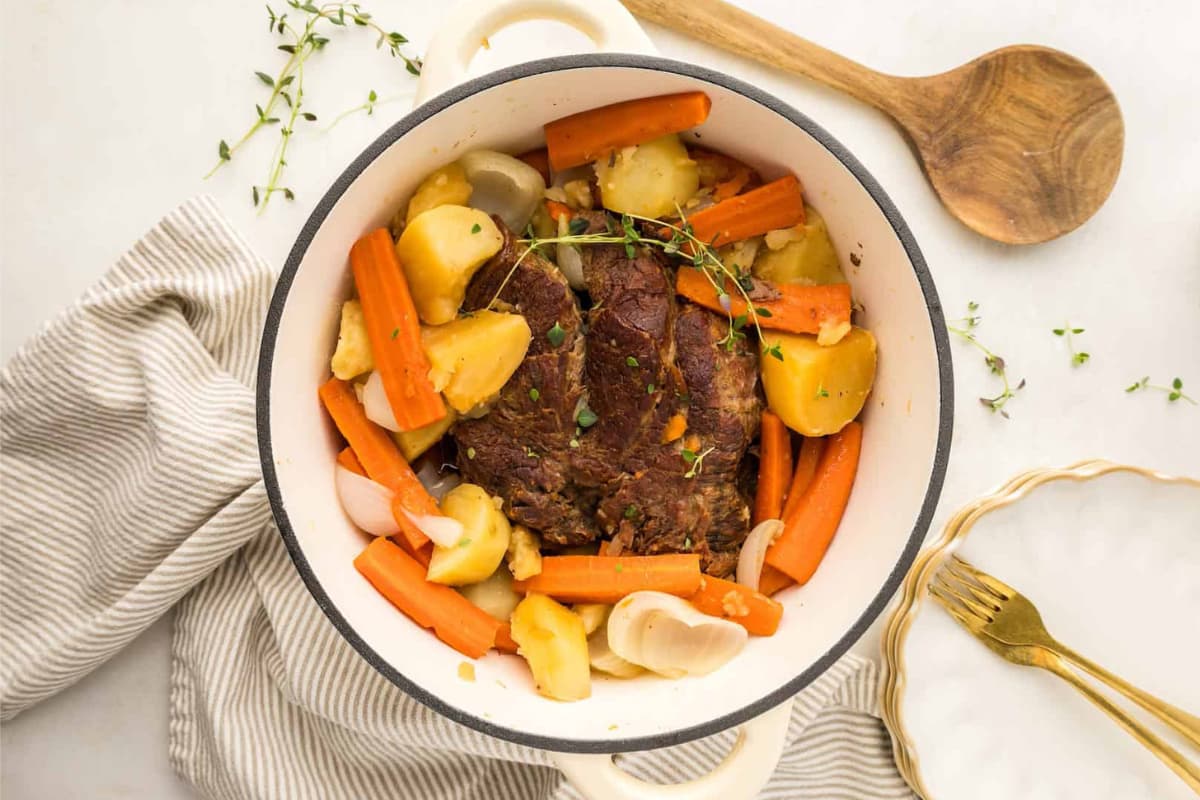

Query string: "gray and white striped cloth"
[0, 196, 913, 799]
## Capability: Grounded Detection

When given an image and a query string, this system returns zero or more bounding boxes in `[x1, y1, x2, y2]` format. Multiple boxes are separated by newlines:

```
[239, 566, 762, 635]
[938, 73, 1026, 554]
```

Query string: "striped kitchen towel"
[0, 196, 913, 800]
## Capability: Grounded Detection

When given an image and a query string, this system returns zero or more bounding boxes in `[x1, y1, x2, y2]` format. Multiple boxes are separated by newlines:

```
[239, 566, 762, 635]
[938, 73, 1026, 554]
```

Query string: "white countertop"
[3, 0, 1197, 797]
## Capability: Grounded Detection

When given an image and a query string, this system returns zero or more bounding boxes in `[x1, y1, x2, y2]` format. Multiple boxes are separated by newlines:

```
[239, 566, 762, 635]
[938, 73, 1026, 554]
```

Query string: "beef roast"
[453, 217, 761, 574]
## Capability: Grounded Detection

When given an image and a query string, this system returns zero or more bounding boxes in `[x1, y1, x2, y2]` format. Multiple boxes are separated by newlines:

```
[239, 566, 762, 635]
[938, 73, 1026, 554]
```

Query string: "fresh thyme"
[681, 446, 715, 479]
[207, 1, 420, 213]
[1052, 323, 1089, 366]
[505, 207, 778, 359]
[546, 322, 566, 347]
[1125, 376, 1196, 404]
[322, 88, 384, 132]
[947, 301, 1024, 418]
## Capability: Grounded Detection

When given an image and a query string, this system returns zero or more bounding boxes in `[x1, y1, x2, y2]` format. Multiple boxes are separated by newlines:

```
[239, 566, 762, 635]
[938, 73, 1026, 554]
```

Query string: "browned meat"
[454, 224, 598, 546]
[453, 215, 761, 574]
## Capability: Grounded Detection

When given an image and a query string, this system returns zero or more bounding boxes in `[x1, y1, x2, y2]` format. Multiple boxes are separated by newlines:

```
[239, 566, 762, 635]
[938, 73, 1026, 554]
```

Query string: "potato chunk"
[406, 162, 473, 224]
[510, 593, 591, 702]
[390, 406, 456, 462]
[421, 310, 531, 413]
[505, 524, 543, 580]
[459, 566, 521, 621]
[593, 134, 699, 219]
[754, 204, 846, 286]
[426, 483, 511, 586]
[395, 206, 503, 325]
[760, 327, 877, 436]
[330, 299, 374, 380]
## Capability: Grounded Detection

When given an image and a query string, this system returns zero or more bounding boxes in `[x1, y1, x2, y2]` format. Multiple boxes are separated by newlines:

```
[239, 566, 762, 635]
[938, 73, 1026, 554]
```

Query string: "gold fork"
[930, 555, 1200, 794]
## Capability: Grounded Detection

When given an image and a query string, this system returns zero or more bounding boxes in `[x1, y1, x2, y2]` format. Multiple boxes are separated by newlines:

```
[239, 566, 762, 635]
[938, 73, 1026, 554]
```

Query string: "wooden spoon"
[621, 0, 1124, 245]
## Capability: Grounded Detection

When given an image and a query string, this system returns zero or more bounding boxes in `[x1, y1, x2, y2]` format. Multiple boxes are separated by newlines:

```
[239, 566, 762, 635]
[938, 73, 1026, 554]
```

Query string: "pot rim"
[257, 52, 954, 754]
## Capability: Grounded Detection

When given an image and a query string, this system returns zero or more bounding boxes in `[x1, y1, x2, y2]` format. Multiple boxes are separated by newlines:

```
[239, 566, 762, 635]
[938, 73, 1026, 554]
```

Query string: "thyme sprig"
[948, 301, 1024, 418]
[1052, 323, 1090, 366]
[507, 208, 779, 359]
[207, 1, 420, 212]
[1125, 376, 1196, 405]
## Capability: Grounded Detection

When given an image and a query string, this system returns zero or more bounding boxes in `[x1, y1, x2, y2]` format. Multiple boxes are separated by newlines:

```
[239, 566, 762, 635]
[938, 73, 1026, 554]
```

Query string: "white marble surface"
[2, 0, 1197, 797]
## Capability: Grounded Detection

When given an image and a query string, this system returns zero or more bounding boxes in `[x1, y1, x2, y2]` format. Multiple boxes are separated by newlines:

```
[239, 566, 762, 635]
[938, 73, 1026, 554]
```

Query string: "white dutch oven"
[258, 1, 953, 797]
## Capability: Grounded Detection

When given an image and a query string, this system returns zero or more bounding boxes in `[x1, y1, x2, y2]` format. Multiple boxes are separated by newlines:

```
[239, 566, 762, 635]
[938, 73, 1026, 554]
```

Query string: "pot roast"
[455, 219, 761, 577]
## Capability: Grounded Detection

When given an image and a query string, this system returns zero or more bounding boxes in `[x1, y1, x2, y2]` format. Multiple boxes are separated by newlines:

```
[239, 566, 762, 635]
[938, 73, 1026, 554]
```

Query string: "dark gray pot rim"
[257, 52, 954, 755]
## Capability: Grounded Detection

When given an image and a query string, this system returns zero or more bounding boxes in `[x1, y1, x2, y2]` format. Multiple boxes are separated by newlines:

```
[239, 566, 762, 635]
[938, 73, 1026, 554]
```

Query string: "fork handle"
[1052, 642, 1200, 751]
[1042, 656, 1200, 792]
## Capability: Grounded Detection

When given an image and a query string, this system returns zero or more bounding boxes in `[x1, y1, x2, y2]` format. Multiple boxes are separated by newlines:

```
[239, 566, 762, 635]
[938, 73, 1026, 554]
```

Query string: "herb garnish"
[948, 301, 1024, 418]
[1125, 376, 1196, 404]
[623, 504, 638, 520]
[529, 387, 540, 402]
[546, 322, 566, 347]
[208, 1, 420, 212]
[465, 447, 476, 460]
[471, 223, 482, 234]
[1052, 323, 1089, 366]
[576, 406, 598, 428]
[681, 446, 715, 479]
[625, 356, 639, 368]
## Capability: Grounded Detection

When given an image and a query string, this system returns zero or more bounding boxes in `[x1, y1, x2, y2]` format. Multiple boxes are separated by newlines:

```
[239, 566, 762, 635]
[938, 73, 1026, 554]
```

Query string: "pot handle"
[415, 0, 658, 105]
[551, 701, 792, 800]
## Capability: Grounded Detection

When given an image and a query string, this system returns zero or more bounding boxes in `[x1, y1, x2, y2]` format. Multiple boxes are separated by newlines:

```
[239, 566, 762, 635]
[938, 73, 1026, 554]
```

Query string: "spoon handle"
[619, 0, 908, 116]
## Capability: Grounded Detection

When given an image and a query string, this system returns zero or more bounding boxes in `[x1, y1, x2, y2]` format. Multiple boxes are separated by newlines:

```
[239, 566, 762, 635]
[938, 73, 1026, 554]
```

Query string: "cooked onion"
[555, 214, 586, 289]
[334, 466, 400, 536]
[587, 624, 643, 678]
[605, 591, 747, 678]
[460, 150, 546, 233]
[400, 508, 464, 549]
[415, 457, 460, 502]
[361, 371, 400, 432]
[737, 519, 785, 591]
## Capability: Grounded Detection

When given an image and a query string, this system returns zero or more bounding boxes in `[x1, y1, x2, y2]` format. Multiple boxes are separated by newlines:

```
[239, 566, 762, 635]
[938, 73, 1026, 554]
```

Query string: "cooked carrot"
[545, 199, 572, 224]
[686, 175, 805, 247]
[354, 537, 500, 658]
[661, 412, 688, 444]
[511, 555, 702, 604]
[544, 92, 712, 171]
[337, 446, 366, 476]
[753, 410, 792, 524]
[397, 537, 433, 569]
[318, 377, 433, 551]
[517, 147, 552, 184]
[782, 436, 825, 521]
[350, 228, 445, 431]
[765, 421, 863, 585]
[687, 575, 783, 636]
[758, 565, 794, 597]
[494, 622, 520, 654]
[675, 268, 852, 336]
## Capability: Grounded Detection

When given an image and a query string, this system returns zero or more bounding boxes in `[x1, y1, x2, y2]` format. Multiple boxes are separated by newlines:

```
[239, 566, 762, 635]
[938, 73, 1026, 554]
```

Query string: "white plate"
[883, 461, 1200, 800]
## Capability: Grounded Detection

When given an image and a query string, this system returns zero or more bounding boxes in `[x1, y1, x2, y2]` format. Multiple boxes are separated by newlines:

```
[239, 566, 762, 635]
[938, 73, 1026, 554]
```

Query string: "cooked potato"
[426, 483, 511, 585]
[330, 299, 374, 380]
[754, 204, 846, 287]
[421, 310, 531, 413]
[390, 406, 456, 461]
[395, 206, 504, 325]
[506, 524, 543, 580]
[459, 566, 521, 621]
[406, 163, 473, 224]
[510, 593, 591, 701]
[760, 327, 877, 436]
[593, 134, 699, 219]
[572, 603, 609, 636]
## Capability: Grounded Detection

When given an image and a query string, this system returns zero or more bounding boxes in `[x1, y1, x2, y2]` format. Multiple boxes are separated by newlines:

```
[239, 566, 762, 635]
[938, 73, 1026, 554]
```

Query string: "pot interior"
[263, 58, 948, 751]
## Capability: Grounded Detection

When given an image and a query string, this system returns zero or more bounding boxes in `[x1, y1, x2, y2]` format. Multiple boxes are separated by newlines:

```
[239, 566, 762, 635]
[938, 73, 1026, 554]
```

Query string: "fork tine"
[941, 564, 1003, 611]
[949, 555, 1014, 600]
[928, 582, 983, 630]
[931, 571, 996, 623]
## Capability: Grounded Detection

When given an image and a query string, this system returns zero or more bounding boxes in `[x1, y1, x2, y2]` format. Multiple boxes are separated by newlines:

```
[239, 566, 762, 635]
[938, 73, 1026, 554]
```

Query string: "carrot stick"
[758, 565, 794, 597]
[494, 622, 520, 654]
[544, 92, 712, 171]
[319, 377, 433, 551]
[782, 436, 825, 521]
[686, 175, 805, 247]
[337, 446, 366, 476]
[350, 228, 446, 431]
[687, 575, 783, 636]
[765, 421, 863, 585]
[354, 537, 500, 659]
[753, 410, 792, 524]
[512, 555, 702, 604]
[516, 147, 552, 184]
[545, 199, 572, 224]
[675, 268, 852, 336]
